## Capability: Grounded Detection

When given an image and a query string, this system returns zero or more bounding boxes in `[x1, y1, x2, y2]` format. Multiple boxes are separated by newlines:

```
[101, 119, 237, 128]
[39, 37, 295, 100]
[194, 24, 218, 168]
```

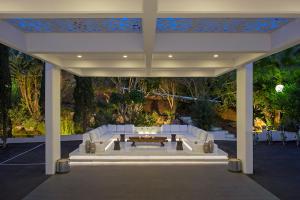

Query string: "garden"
[0, 44, 300, 148]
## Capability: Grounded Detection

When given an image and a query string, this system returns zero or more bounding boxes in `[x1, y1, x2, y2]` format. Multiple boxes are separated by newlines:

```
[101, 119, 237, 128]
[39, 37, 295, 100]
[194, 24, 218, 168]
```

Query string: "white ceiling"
[0, 0, 300, 77]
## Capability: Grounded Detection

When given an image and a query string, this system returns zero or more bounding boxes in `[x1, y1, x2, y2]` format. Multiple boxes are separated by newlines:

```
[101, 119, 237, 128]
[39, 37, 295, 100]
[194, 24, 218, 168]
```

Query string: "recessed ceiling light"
[77, 55, 82, 58]
[213, 54, 219, 58]
[123, 55, 128, 58]
[168, 54, 173, 58]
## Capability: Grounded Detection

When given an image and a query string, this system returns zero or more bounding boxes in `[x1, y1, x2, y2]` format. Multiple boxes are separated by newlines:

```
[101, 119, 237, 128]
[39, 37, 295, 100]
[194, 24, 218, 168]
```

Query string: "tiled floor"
[24, 165, 278, 200]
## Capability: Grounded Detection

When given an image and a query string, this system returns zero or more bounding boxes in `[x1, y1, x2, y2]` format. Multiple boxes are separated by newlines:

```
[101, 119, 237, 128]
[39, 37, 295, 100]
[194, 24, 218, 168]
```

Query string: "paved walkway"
[24, 165, 278, 200]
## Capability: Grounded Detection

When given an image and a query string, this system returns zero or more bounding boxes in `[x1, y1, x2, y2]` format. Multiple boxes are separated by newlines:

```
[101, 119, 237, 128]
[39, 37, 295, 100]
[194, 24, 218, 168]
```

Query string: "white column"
[45, 63, 61, 175]
[237, 63, 253, 174]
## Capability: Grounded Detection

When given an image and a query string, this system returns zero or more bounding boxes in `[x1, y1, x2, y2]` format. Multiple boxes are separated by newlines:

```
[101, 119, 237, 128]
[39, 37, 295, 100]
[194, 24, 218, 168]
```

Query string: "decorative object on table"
[171, 134, 176, 142]
[228, 158, 242, 173]
[176, 138, 183, 150]
[120, 134, 125, 142]
[203, 140, 214, 153]
[89, 142, 96, 153]
[56, 159, 70, 174]
[85, 140, 91, 153]
[114, 138, 121, 150]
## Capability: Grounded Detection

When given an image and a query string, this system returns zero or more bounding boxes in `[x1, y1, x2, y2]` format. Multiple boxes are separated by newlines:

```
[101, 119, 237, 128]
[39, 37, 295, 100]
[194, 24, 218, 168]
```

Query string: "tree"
[9, 51, 43, 121]
[158, 78, 178, 114]
[191, 97, 217, 131]
[253, 44, 300, 128]
[0, 44, 12, 148]
[73, 76, 95, 132]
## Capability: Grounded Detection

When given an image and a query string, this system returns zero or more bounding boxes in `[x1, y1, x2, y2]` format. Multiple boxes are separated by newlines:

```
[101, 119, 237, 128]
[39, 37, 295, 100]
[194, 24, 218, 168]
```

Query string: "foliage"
[191, 98, 218, 131]
[0, 44, 12, 148]
[134, 112, 157, 126]
[73, 76, 95, 132]
[94, 99, 115, 126]
[61, 109, 75, 135]
[8, 104, 28, 126]
[253, 45, 300, 130]
[9, 50, 43, 121]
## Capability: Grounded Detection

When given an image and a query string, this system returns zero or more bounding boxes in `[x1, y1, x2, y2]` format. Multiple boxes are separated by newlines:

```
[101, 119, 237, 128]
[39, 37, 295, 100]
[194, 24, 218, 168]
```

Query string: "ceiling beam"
[0, 20, 26, 52]
[271, 19, 300, 53]
[142, 0, 158, 74]
[155, 33, 271, 53]
[79, 68, 216, 77]
[0, 0, 143, 18]
[25, 32, 271, 54]
[158, 0, 300, 18]
[26, 33, 144, 53]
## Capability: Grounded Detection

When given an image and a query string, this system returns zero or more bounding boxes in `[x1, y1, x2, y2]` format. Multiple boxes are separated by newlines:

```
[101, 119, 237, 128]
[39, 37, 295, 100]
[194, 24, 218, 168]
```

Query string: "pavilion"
[0, 0, 300, 175]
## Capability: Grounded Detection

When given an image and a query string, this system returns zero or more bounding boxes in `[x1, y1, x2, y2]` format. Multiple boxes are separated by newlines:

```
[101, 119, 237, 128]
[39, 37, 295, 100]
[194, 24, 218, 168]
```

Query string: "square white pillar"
[45, 63, 61, 175]
[237, 63, 253, 174]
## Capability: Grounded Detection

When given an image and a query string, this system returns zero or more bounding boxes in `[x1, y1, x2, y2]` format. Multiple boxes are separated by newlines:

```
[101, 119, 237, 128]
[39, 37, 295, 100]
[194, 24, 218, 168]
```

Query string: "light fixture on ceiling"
[123, 55, 128, 58]
[168, 54, 173, 58]
[77, 55, 82, 58]
[213, 54, 219, 58]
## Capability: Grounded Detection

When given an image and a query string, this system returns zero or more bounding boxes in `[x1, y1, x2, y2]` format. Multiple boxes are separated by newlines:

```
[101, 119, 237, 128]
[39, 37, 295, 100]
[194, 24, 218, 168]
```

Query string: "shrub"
[61, 109, 75, 135]
[191, 98, 217, 131]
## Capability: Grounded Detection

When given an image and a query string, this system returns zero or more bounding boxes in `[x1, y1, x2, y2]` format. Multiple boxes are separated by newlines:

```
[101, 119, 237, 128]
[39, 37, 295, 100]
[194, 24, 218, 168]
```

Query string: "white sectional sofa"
[79, 124, 217, 154]
[79, 124, 135, 153]
[161, 124, 217, 153]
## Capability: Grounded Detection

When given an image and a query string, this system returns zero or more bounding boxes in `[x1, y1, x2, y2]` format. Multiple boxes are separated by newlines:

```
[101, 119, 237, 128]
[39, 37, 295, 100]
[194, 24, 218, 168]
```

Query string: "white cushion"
[124, 124, 134, 133]
[199, 132, 208, 143]
[207, 134, 214, 142]
[102, 125, 109, 134]
[187, 125, 193, 134]
[162, 125, 171, 133]
[191, 127, 199, 137]
[108, 124, 117, 133]
[116, 125, 125, 133]
[179, 125, 188, 133]
[89, 131, 99, 143]
[82, 133, 90, 143]
[171, 125, 180, 132]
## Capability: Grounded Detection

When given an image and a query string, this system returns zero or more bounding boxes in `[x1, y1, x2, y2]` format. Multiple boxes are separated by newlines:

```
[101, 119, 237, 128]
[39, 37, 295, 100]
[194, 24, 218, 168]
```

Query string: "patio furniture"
[128, 136, 168, 147]
[228, 158, 242, 173]
[56, 159, 70, 174]
[171, 134, 176, 142]
[120, 134, 125, 142]
[114, 140, 121, 150]
[176, 140, 183, 150]
[203, 141, 214, 153]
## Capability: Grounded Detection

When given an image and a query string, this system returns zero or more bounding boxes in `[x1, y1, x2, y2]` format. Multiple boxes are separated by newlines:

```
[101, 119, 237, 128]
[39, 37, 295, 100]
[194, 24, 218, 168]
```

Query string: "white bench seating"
[79, 124, 216, 154]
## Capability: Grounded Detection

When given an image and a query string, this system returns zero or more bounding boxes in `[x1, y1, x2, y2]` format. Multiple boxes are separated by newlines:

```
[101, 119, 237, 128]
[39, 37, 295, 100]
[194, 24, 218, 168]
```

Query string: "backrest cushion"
[171, 125, 180, 132]
[161, 125, 171, 133]
[116, 125, 125, 133]
[179, 125, 188, 133]
[89, 131, 99, 143]
[124, 124, 134, 133]
[82, 133, 90, 142]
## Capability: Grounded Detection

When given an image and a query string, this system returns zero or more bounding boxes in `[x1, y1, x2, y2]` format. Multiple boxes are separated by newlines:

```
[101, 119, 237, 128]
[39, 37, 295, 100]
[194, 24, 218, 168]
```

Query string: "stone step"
[69, 155, 228, 166]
